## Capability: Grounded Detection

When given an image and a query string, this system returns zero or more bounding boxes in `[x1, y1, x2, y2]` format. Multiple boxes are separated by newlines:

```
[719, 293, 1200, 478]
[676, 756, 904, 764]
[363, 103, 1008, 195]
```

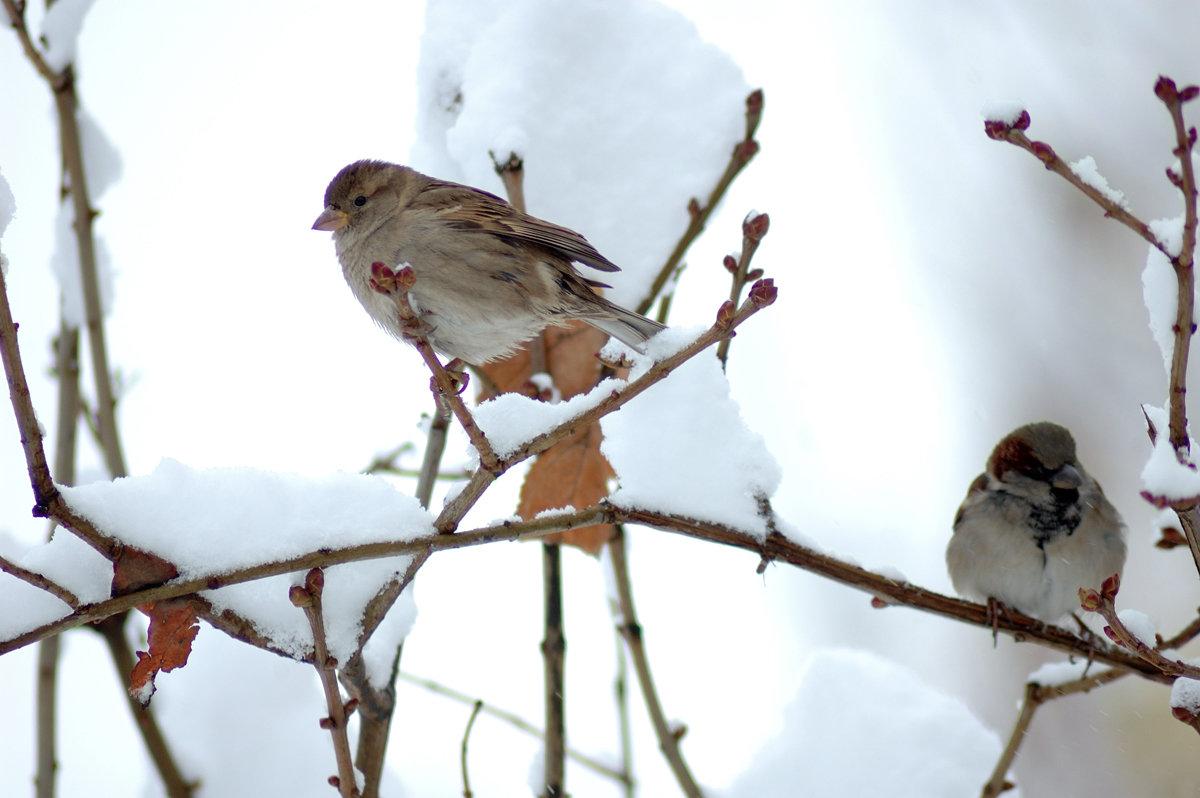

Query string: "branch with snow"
[987, 77, 1200, 582]
[1080, 574, 1200, 680]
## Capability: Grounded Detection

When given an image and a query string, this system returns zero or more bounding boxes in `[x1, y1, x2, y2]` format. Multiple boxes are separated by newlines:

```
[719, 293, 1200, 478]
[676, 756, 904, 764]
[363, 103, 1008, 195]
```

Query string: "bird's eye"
[353, 195, 367, 207]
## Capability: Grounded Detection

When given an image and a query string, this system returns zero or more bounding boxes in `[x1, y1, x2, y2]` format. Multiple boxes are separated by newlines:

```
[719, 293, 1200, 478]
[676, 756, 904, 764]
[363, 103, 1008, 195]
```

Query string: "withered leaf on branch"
[112, 545, 179, 596]
[129, 598, 200, 706]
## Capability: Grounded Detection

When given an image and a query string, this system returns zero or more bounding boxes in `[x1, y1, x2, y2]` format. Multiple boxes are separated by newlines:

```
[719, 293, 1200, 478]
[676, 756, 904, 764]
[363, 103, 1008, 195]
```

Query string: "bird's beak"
[312, 206, 349, 231]
[1052, 464, 1082, 490]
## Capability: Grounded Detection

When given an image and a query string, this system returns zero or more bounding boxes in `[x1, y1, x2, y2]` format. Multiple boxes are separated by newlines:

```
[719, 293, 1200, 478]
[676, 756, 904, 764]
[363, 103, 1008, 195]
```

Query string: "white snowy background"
[2, 0, 1199, 796]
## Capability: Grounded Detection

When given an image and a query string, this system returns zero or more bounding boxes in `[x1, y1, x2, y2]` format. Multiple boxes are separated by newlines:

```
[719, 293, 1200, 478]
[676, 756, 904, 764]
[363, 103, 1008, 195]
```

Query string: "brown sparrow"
[946, 422, 1127, 622]
[312, 160, 665, 364]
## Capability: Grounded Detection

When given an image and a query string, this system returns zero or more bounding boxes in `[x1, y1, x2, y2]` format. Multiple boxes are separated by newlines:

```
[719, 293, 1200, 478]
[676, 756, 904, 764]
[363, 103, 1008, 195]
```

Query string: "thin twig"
[397, 671, 629, 783]
[0, 264, 61, 519]
[1155, 76, 1200, 454]
[0, 554, 79, 608]
[434, 468, 498, 533]
[291, 569, 359, 797]
[610, 602, 635, 798]
[52, 63, 128, 482]
[984, 113, 1170, 256]
[982, 669, 1128, 798]
[369, 263, 501, 473]
[0, 0, 66, 88]
[541, 542, 566, 798]
[608, 525, 704, 797]
[460, 700, 483, 798]
[416, 397, 453, 508]
[715, 212, 769, 369]
[637, 89, 764, 315]
[987, 81, 1200, 576]
[38, 324, 81, 798]
[1082, 575, 1200, 679]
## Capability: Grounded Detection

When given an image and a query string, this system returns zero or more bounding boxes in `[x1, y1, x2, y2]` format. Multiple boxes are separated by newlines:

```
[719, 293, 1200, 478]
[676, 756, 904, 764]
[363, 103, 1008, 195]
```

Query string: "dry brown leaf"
[129, 598, 200, 706]
[111, 545, 179, 596]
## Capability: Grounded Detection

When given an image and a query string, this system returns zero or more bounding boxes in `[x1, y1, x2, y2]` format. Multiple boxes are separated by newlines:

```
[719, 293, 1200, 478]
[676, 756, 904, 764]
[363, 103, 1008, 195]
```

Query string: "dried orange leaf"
[129, 599, 200, 706]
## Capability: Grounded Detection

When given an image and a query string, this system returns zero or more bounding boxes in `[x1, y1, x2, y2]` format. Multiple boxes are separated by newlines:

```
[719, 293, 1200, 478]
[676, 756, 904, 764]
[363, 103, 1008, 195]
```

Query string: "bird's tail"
[586, 302, 666, 354]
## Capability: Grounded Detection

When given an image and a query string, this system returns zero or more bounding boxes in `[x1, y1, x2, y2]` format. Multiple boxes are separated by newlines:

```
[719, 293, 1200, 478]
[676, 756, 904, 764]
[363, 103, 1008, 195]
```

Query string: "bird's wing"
[416, 180, 621, 273]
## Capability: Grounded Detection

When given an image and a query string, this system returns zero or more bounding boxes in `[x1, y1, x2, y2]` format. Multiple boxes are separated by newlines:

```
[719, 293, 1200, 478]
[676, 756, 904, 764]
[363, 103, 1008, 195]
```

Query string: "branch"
[1, 0, 66, 88]
[715, 211, 769, 369]
[608, 525, 703, 797]
[1081, 575, 1200, 679]
[1155, 76, 1200, 455]
[291, 569, 360, 797]
[416, 397, 453, 507]
[614, 507, 1181, 682]
[460, 700, 483, 798]
[983, 110, 1170, 255]
[0, 265, 61, 521]
[540, 542, 566, 798]
[0, 553, 79, 608]
[982, 669, 1128, 798]
[638, 88, 764, 315]
[0, 506, 611, 655]
[368, 262, 501, 473]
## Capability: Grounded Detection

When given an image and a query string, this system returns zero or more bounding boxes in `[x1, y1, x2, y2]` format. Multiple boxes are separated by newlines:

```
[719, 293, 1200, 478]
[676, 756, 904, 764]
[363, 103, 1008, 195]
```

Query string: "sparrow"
[312, 159, 665, 364]
[946, 421, 1127, 623]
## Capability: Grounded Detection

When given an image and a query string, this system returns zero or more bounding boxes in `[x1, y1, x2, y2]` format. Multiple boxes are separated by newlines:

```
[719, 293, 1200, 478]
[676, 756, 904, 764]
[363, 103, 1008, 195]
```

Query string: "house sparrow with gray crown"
[312, 159, 665, 364]
[946, 421, 1127, 623]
